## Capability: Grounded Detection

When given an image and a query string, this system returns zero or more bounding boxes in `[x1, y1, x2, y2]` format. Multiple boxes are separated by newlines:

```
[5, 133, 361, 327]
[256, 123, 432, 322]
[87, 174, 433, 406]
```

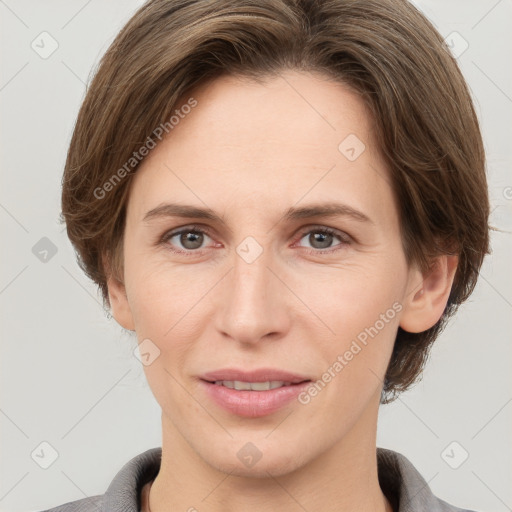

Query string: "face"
[107, 70, 445, 477]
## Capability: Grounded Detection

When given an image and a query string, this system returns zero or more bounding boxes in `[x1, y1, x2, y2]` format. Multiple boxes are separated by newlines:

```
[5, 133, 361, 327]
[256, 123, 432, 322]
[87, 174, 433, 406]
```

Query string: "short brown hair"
[60, 0, 490, 403]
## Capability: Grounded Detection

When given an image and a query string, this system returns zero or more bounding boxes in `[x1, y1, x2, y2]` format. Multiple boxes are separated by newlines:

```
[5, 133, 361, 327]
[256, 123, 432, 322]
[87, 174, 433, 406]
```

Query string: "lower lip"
[200, 380, 311, 418]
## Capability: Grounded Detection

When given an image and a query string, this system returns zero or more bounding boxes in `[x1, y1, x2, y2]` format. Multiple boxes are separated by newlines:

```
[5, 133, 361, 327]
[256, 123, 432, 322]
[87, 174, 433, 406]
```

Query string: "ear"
[103, 254, 135, 331]
[399, 254, 458, 333]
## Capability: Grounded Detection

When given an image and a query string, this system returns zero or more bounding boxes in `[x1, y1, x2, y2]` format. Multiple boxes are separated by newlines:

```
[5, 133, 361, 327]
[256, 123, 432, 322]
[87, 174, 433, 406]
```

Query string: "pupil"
[312, 232, 331, 249]
[182, 231, 202, 249]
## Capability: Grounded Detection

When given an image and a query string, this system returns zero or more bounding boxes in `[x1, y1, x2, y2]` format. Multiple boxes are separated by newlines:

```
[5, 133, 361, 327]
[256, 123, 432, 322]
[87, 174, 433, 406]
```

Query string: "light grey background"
[0, 1, 511, 511]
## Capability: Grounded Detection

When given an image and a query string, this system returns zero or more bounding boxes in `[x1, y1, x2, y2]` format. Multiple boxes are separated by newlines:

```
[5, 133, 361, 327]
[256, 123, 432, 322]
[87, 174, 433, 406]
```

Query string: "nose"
[214, 241, 292, 346]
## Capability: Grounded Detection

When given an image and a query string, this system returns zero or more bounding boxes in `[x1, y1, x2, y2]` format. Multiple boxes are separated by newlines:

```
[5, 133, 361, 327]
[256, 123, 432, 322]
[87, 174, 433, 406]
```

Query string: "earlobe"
[106, 275, 135, 331]
[103, 255, 136, 331]
[399, 254, 458, 333]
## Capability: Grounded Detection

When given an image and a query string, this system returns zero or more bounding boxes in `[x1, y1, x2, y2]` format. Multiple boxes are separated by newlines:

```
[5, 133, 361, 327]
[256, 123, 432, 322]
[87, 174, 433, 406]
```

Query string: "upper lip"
[200, 368, 311, 384]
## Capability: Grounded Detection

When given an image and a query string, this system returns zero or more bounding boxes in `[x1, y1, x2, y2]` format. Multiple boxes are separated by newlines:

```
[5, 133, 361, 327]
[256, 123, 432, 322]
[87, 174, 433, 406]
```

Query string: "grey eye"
[167, 229, 211, 251]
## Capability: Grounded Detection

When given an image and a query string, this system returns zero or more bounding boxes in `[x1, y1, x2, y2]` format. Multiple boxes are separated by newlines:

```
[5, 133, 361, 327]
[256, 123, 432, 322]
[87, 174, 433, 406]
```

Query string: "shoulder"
[36, 447, 161, 512]
[37, 494, 103, 512]
[377, 447, 481, 512]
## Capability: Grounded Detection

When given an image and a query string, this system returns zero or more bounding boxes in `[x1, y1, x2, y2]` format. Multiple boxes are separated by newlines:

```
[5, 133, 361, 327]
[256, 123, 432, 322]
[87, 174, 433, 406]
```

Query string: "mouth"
[200, 368, 311, 384]
[199, 368, 312, 417]
[204, 380, 310, 390]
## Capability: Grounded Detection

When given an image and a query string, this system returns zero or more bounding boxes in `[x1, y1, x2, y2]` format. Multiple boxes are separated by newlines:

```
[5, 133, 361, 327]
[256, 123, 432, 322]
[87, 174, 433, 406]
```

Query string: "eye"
[161, 225, 214, 254]
[159, 224, 351, 256]
[295, 226, 351, 254]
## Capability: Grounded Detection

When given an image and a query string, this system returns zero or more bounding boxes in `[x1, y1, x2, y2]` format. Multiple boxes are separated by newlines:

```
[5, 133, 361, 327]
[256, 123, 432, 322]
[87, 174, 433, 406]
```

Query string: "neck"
[149, 391, 392, 512]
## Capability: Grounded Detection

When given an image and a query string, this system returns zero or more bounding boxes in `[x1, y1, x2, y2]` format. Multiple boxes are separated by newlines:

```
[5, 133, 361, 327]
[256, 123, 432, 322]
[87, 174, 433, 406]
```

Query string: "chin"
[201, 440, 309, 479]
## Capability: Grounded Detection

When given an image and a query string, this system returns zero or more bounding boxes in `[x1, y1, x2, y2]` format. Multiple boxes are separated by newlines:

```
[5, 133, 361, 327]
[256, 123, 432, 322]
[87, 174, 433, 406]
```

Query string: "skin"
[106, 70, 458, 512]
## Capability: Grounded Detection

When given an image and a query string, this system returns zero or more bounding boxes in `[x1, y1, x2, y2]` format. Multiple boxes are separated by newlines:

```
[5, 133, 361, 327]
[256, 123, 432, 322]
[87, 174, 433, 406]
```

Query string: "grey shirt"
[40, 447, 478, 512]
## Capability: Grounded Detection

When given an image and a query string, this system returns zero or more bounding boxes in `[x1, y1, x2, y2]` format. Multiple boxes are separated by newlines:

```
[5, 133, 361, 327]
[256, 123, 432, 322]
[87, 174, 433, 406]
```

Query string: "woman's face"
[108, 70, 426, 476]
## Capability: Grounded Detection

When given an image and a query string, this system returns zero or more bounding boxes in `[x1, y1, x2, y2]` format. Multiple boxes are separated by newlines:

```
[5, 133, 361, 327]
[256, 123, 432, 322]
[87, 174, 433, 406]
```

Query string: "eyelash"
[159, 224, 352, 257]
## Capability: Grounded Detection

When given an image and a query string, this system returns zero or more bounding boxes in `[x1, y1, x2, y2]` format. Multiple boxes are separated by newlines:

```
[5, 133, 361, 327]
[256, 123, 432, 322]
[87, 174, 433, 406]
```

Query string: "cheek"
[302, 258, 405, 383]
[124, 254, 191, 333]
[302, 257, 405, 331]
[126, 262, 206, 372]
[131, 267, 197, 410]
[293, 277, 402, 433]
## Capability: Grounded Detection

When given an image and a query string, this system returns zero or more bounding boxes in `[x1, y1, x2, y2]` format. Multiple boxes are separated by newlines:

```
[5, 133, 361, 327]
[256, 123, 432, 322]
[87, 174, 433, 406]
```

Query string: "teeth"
[214, 380, 292, 390]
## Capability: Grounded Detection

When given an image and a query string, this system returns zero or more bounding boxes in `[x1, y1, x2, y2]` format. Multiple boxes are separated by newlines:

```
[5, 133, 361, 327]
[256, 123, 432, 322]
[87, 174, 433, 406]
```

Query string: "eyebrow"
[142, 202, 374, 226]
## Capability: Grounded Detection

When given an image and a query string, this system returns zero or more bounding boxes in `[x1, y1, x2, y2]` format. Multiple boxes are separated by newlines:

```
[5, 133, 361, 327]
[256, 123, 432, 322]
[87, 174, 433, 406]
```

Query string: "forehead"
[127, 70, 395, 228]
[164, 70, 376, 158]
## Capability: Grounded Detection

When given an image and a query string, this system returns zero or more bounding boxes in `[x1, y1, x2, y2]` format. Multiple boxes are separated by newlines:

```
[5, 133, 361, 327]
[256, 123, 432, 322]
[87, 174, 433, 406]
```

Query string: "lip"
[200, 368, 311, 384]
[199, 368, 312, 418]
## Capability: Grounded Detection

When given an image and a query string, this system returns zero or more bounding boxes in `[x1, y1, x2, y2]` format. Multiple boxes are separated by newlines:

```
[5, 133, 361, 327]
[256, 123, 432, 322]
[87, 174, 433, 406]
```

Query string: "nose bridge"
[231, 236, 274, 312]
[216, 235, 288, 343]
